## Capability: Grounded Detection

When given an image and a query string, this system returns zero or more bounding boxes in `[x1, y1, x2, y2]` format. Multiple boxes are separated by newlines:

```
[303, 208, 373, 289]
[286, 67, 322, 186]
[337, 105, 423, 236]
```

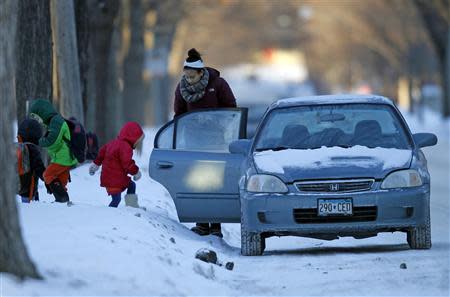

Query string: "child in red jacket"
[89, 122, 144, 208]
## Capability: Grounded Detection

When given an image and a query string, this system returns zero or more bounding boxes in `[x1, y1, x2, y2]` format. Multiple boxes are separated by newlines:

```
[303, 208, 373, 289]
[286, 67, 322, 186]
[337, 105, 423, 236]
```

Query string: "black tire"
[407, 206, 431, 249]
[240, 216, 265, 256]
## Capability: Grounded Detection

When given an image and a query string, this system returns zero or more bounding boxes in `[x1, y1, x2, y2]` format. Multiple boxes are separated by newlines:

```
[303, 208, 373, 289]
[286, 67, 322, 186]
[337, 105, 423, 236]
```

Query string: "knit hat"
[183, 48, 204, 69]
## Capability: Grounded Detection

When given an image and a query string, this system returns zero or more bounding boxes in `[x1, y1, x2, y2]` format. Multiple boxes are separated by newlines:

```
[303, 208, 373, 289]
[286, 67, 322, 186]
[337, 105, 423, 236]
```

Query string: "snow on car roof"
[271, 94, 394, 109]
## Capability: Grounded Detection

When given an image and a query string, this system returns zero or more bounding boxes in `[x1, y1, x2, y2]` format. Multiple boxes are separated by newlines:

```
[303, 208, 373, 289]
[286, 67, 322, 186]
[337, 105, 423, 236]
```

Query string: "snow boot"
[124, 193, 139, 208]
[191, 223, 210, 236]
[210, 223, 223, 238]
[48, 180, 70, 203]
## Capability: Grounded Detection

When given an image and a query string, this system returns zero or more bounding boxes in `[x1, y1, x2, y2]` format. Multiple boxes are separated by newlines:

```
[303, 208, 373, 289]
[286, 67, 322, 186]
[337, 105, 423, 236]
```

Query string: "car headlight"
[381, 169, 423, 189]
[246, 174, 288, 193]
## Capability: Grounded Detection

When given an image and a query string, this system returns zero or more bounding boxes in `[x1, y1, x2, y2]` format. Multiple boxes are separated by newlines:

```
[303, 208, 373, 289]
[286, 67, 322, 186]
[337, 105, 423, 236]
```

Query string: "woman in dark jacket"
[174, 48, 237, 117]
[174, 48, 237, 238]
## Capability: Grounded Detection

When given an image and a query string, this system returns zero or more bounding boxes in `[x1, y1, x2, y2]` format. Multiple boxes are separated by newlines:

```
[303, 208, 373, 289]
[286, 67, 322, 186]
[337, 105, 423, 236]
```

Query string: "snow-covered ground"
[2, 110, 449, 296]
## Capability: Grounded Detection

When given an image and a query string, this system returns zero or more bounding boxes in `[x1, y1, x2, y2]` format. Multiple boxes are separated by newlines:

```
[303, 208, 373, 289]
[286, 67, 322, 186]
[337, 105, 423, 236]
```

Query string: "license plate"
[318, 198, 353, 216]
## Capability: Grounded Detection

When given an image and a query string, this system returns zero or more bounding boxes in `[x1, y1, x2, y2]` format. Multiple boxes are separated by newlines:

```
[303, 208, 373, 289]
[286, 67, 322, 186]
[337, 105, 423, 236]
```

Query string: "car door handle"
[157, 161, 173, 169]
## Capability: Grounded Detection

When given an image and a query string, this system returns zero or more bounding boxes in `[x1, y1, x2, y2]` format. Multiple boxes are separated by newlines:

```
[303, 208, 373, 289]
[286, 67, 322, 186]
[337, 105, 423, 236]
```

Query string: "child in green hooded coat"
[29, 99, 78, 203]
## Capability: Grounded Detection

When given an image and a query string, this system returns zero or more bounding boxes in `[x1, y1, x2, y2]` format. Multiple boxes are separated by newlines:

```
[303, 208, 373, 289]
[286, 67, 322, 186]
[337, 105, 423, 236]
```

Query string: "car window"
[175, 110, 243, 152]
[255, 104, 411, 150]
[156, 123, 174, 149]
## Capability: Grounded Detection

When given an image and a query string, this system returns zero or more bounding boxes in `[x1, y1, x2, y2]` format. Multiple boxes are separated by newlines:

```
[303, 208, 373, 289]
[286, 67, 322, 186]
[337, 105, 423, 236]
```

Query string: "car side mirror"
[229, 139, 252, 155]
[413, 133, 438, 148]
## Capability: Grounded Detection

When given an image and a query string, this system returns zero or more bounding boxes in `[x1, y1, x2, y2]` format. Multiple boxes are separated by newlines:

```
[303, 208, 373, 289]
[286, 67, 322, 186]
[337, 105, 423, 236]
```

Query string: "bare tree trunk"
[414, 0, 450, 117]
[50, 0, 84, 123]
[84, 43, 97, 132]
[105, 19, 123, 140]
[88, 0, 120, 145]
[447, 27, 450, 118]
[151, 31, 177, 125]
[75, 0, 97, 132]
[0, 0, 40, 279]
[74, 0, 90, 119]
[148, 1, 184, 125]
[123, 0, 145, 124]
[15, 0, 52, 122]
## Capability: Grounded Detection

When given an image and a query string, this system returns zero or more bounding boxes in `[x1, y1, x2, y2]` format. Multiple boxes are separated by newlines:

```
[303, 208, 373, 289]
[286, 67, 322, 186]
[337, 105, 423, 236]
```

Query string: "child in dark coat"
[17, 118, 46, 203]
[89, 122, 144, 208]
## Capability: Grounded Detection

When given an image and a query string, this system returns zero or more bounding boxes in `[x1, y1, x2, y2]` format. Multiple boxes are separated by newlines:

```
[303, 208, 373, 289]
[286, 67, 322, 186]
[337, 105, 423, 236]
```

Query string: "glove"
[133, 170, 141, 181]
[89, 164, 99, 176]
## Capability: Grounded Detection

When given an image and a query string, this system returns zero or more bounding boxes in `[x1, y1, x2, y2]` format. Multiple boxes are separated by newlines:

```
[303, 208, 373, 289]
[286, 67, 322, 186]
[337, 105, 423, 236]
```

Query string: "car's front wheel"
[407, 206, 431, 249]
[240, 219, 265, 256]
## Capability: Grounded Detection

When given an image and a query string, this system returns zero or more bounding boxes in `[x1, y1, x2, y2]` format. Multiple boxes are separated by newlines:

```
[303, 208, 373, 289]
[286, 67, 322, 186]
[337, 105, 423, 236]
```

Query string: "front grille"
[293, 206, 377, 224]
[295, 179, 374, 193]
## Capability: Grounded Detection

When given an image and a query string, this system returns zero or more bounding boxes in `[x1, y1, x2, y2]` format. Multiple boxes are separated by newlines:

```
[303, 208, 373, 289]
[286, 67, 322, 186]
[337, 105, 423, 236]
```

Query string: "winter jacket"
[17, 118, 46, 198]
[29, 99, 78, 167]
[93, 122, 143, 193]
[174, 67, 237, 117]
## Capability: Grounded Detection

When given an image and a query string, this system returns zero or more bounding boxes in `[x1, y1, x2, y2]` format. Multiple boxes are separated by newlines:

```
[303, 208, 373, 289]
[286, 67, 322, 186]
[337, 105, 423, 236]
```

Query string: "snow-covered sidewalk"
[3, 129, 242, 296]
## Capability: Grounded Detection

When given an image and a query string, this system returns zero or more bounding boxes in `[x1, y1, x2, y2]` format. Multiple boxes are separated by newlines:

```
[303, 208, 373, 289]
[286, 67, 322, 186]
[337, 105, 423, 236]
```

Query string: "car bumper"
[241, 185, 430, 235]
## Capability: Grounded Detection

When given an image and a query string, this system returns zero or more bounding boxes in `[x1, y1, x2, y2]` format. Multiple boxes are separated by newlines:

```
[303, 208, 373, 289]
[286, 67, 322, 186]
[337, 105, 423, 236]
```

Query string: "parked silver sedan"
[150, 95, 437, 256]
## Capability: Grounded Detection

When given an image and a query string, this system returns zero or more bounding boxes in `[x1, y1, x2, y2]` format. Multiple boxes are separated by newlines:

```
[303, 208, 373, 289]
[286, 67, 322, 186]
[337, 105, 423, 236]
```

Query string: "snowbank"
[3, 128, 240, 296]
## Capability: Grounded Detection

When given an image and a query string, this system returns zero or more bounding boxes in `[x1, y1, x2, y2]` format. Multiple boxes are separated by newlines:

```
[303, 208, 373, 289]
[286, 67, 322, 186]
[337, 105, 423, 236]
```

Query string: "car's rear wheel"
[240, 217, 265, 256]
[407, 206, 431, 249]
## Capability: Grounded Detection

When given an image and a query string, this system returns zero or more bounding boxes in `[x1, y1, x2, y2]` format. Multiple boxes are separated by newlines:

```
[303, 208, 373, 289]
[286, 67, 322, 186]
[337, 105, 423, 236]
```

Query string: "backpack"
[64, 118, 87, 163]
[16, 142, 31, 176]
[15, 142, 33, 197]
[85, 132, 99, 160]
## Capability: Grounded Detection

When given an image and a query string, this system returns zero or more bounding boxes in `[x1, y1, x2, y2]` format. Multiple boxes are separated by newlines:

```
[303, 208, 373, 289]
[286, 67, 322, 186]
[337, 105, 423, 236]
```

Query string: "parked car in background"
[149, 95, 437, 256]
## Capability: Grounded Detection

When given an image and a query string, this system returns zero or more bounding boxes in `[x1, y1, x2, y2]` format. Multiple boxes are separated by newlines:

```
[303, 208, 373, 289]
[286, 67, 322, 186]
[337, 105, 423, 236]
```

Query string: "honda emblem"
[330, 184, 339, 191]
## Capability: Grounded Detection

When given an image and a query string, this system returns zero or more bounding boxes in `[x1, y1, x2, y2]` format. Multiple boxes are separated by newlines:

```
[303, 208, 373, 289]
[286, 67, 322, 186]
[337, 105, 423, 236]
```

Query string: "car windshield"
[255, 104, 412, 151]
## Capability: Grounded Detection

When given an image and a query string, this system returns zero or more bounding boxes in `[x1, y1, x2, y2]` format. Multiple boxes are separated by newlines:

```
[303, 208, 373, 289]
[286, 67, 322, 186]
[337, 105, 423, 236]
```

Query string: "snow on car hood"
[253, 146, 412, 182]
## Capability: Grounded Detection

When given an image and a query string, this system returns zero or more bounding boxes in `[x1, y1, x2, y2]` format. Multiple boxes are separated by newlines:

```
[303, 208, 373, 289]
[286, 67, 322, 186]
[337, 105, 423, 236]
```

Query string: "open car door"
[149, 108, 248, 223]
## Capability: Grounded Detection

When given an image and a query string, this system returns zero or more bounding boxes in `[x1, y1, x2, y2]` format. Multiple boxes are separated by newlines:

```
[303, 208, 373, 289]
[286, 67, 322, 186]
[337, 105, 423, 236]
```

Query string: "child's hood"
[18, 118, 42, 145]
[29, 99, 58, 124]
[118, 122, 144, 146]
